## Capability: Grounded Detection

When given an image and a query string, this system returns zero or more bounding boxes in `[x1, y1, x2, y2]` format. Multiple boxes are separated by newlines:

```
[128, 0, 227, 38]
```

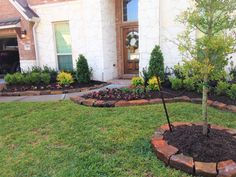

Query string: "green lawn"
[0, 101, 235, 177]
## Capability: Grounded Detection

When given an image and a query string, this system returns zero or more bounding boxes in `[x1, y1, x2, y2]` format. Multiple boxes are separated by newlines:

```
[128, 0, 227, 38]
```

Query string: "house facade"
[2, 0, 233, 81]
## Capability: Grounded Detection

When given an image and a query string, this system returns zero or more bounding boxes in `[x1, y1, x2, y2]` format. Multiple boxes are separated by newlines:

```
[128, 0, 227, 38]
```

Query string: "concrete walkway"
[0, 79, 131, 102]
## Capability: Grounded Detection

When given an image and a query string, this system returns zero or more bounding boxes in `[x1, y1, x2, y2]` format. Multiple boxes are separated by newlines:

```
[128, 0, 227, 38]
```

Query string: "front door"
[123, 27, 139, 74]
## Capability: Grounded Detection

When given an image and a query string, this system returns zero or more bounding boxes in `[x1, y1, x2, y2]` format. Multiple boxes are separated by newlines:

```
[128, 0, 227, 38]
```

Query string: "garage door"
[0, 37, 20, 76]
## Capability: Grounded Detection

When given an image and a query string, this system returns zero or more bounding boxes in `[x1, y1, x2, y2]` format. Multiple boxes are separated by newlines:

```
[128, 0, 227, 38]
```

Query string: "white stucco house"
[0, 0, 235, 81]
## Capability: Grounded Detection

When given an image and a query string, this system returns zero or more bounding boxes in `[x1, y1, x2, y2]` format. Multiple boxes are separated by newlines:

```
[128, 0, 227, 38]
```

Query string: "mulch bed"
[164, 125, 236, 163]
[0, 81, 107, 96]
[3, 80, 104, 92]
[151, 122, 236, 176]
[83, 87, 236, 106]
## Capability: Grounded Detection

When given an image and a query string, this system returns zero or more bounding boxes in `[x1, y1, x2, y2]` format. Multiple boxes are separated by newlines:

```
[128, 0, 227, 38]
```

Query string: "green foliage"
[40, 73, 51, 85]
[227, 84, 236, 100]
[169, 77, 183, 90]
[229, 61, 236, 81]
[148, 45, 165, 80]
[183, 78, 195, 91]
[148, 77, 159, 91]
[215, 81, 230, 96]
[173, 64, 185, 80]
[131, 77, 144, 87]
[4, 72, 24, 85]
[141, 67, 150, 89]
[76, 55, 91, 83]
[57, 72, 74, 86]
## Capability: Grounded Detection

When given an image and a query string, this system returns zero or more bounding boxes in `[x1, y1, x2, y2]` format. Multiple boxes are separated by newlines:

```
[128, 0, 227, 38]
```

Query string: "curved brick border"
[0, 83, 108, 97]
[151, 122, 236, 177]
[70, 96, 236, 113]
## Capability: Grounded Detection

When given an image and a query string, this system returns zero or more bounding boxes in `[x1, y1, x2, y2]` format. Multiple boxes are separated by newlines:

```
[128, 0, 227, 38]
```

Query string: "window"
[54, 22, 73, 71]
[123, 0, 138, 22]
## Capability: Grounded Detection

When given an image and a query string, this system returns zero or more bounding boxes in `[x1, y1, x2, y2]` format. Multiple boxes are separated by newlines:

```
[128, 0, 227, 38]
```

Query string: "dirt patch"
[163, 125, 236, 163]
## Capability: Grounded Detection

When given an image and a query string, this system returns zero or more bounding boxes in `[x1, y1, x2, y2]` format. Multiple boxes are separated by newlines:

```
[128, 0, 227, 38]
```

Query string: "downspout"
[33, 20, 40, 67]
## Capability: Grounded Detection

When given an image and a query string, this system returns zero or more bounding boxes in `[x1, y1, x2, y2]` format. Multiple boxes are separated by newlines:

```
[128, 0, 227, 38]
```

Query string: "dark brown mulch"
[164, 125, 236, 163]
[83, 87, 236, 106]
[2, 80, 105, 92]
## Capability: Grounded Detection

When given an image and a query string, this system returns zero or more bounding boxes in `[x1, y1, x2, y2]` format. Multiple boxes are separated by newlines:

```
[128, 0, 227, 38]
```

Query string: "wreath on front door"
[126, 31, 139, 53]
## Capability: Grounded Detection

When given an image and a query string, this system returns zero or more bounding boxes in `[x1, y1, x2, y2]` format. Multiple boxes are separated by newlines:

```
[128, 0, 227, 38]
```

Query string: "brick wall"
[0, 0, 36, 62]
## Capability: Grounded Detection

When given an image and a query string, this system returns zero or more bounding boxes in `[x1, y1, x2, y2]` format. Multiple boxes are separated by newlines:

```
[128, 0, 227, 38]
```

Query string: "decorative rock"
[94, 100, 106, 107]
[71, 96, 85, 104]
[152, 139, 179, 164]
[40, 90, 51, 95]
[103, 101, 116, 107]
[217, 160, 236, 177]
[174, 96, 191, 102]
[149, 98, 162, 104]
[51, 90, 63, 95]
[226, 105, 236, 113]
[82, 99, 96, 106]
[20, 91, 41, 96]
[115, 100, 131, 107]
[191, 98, 202, 104]
[207, 100, 214, 106]
[128, 99, 149, 106]
[212, 101, 227, 110]
[160, 124, 172, 132]
[170, 154, 194, 174]
[195, 161, 217, 177]
[172, 122, 192, 127]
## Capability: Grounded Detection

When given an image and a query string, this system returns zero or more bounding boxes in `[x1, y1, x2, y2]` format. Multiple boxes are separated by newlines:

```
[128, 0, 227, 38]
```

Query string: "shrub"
[183, 78, 195, 91]
[29, 72, 41, 85]
[227, 84, 236, 100]
[196, 82, 204, 93]
[76, 55, 91, 83]
[40, 73, 51, 85]
[141, 67, 150, 89]
[57, 72, 74, 86]
[173, 64, 185, 80]
[131, 77, 144, 87]
[148, 45, 165, 80]
[4, 73, 25, 85]
[148, 77, 159, 91]
[4, 74, 16, 85]
[169, 77, 183, 90]
[215, 81, 230, 96]
[42, 66, 58, 83]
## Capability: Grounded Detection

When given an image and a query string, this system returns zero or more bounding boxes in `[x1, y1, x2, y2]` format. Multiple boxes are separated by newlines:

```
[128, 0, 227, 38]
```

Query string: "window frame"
[52, 21, 73, 71]
[122, 0, 139, 23]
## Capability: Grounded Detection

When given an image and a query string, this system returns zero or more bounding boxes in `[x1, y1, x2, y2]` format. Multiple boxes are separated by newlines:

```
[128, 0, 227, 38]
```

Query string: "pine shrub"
[76, 55, 91, 83]
[148, 45, 165, 81]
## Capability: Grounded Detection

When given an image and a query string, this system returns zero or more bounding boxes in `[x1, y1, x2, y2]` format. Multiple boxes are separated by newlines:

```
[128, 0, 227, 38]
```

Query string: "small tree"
[76, 55, 91, 83]
[148, 45, 165, 81]
[177, 0, 236, 135]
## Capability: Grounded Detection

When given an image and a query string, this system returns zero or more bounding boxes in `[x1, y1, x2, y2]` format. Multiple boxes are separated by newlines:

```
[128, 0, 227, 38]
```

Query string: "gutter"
[33, 20, 40, 67]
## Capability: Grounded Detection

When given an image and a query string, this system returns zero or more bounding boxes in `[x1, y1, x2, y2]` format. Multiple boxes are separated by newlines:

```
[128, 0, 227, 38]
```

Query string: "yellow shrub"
[131, 77, 144, 87]
[148, 77, 160, 91]
[57, 72, 74, 86]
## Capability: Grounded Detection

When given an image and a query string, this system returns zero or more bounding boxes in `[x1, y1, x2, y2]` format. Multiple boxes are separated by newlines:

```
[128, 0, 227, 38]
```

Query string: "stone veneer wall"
[32, 0, 117, 81]
[139, 0, 191, 70]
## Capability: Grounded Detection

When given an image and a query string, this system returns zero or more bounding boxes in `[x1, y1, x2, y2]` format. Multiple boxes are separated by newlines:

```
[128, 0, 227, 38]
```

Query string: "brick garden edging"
[70, 95, 236, 113]
[151, 122, 236, 177]
[0, 83, 108, 97]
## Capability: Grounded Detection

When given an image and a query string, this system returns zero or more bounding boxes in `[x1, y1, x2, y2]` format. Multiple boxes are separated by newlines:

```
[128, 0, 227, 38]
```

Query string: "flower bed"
[71, 87, 236, 113]
[0, 81, 107, 96]
[151, 122, 236, 176]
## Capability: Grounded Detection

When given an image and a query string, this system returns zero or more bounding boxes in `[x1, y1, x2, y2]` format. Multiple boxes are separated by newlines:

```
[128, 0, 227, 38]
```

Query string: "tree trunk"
[202, 74, 209, 136]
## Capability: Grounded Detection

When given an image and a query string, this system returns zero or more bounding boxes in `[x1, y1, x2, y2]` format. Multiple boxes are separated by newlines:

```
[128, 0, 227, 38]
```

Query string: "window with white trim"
[54, 22, 73, 71]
